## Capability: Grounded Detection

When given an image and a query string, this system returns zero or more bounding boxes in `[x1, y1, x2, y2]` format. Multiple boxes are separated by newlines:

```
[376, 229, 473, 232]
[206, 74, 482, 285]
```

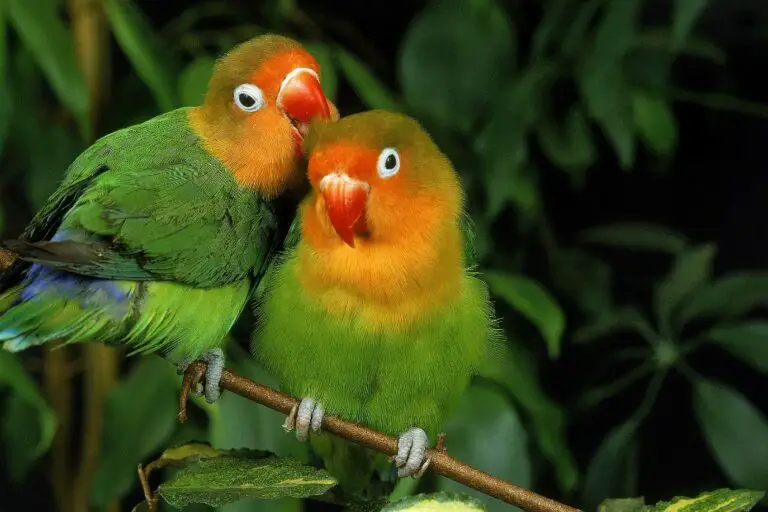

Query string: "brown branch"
[178, 363, 582, 512]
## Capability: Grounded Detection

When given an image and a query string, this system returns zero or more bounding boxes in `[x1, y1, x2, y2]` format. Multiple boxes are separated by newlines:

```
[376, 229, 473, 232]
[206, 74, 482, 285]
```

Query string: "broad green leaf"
[577, 0, 642, 168]
[0, 3, 12, 156]
[3, 391, 47, 481]
[632, 92, 677, 157]
[706, 322, 768, 373]
[103, 0, 177, 111]
[671, 0, 710, 52]
[694, 378, 768, 491]
[0, 351, 56, 465]
[580, 222, 689, 253]
[91, 357, 179, 506]
[483, 271, 565, 358]
[560, 0, 602, 57]
[335, 46, 402, 111]
[476, 64, 556, 219]
[598, 497, 645, 512]
[25, 123, 82, 209]
[548, 248, 613, 317]
[646, 488, 765, 512]
[536, 105, 597, 187]
[305, 41, 337, 102]
[574, 307, 656, 344]
[399, 0, 515, 132]
[384, 492, 487, 511]
[436, 384, 531, 512]
[178, 57, 215, 107]
[131, 501, 150, 512]
[6, 0, 89, 135]
[480, 342, 578, 492]
[158, 452, 336, 507]
[152, 442, 226, 468]
[676, 272, 768, 329]
[531, 0, 571, 60]
[581, 418, 640, 511]
[654, 244, 716, 334]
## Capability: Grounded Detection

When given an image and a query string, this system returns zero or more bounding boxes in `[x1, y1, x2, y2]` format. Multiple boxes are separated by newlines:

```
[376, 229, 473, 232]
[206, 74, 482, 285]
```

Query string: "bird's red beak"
[277, 68, 331, 127]
[319, 173, 369, 248]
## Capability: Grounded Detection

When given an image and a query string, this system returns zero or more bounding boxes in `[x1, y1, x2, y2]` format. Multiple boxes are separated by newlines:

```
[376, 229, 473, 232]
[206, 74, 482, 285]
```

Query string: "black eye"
[233, 84, 265, 112]
[385, 154, 397, 170]
[377, 148, 400, 178]
[238, 93, 255, 108]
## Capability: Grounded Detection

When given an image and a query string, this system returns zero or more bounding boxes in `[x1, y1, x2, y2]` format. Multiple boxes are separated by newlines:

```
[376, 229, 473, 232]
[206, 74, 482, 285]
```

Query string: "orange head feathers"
[189, 34, 336, 197]
[302, 110, 462, 249]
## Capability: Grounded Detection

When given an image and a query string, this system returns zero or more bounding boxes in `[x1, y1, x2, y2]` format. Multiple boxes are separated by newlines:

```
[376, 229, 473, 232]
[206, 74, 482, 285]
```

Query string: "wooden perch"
[179, 362, 582, 512]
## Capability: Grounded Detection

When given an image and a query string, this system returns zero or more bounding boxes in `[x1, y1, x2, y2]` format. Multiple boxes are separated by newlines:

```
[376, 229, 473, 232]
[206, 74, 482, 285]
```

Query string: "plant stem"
[43, 345, 73, 512]
[178, 363, 583, 512]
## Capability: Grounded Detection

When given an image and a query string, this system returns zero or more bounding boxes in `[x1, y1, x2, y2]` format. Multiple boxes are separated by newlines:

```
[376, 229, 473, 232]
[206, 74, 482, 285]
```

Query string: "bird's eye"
[376, 148, 400, 179]
[233, 84, 265, 113]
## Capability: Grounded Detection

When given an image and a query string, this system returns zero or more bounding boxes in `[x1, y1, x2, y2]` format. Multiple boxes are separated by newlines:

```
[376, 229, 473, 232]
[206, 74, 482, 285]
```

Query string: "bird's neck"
[187, 107, 302, 198]
[296, 201, 465, 330]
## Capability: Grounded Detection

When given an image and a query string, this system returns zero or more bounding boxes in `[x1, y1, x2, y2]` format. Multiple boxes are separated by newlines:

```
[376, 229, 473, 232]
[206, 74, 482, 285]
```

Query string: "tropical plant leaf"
[580, 222, 689, 253]
[335, 46, 402, 111]
[158, 452, 337, 508]
[383, 492, 487, 511]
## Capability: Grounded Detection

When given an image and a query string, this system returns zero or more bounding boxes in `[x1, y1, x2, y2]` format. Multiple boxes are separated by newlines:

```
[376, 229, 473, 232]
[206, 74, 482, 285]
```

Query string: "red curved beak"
[277, 69, 331, 125]
[319, 173, 369, 248]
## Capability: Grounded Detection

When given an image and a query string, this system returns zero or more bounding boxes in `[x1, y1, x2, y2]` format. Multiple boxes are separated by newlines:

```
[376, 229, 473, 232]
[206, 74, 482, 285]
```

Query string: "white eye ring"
[376, 148, 400, 179]
[233, 84, 265, 112]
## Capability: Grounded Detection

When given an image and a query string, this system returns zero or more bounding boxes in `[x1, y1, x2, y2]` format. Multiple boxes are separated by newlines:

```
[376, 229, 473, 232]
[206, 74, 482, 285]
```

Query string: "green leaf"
[581, 418, 640, 511]
[483, 271, 565, 358]
[671, 0, 710, 52]
[3, 392, 47, 481]
[548, 248, 613, 317]
[580, 222, 689, 253]
[633, 28, 726, 65]
[399, 0, 515, 132]
[646, 488, 765, 512]
[560, 0, 602, 57]
[480, 342, 578, 492]
[436, 384, 530, 512]
[103, 0, 177, 111]
[25, 123, 82, 209]
[598, 497, 645, 512]
[676, 272, 768, 329]
[0, 351, 56, 466]
[0, 3, 12, 156]
[574, 307, 656, 344]
[384, 492, 487, 511]
[694, 378, 768, 491]
[706, 322, 768, 373]
[91, 356, 179, 506]
[632, 92, 678, 157]
[305, 41, 337, 102]
[6, 0, 89, 135]
[577, 0, 642, 168]
[335, 46, 402, 111]
[178, 56, 215, 107]
[654, 243, 717, 334]
[476, 64, 556, 219]
[157, 452, 337, 507]
[531, 0, 571, 60]
[536, 105, 597, 187]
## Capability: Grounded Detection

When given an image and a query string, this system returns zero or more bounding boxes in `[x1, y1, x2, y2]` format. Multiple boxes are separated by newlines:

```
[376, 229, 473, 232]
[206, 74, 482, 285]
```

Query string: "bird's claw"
[395, 427, 430, 478]
[283, 397, 324, 442]
[176, 349, 224, 403]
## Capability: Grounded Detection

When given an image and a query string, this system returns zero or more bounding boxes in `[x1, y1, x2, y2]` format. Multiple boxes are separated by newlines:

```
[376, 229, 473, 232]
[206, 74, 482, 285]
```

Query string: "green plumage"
[0, 108, 282, 362]
[253, 215, 497, 499]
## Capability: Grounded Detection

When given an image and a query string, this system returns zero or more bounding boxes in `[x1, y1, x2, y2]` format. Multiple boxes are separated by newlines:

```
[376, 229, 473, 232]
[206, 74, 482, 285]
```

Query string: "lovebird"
[0, 34, 332, 403]
[253, 110, 500, 498]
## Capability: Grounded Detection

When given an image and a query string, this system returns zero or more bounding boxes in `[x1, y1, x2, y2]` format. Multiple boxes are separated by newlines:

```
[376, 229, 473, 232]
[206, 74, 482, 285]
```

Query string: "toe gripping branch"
[177, 361, 582, 512]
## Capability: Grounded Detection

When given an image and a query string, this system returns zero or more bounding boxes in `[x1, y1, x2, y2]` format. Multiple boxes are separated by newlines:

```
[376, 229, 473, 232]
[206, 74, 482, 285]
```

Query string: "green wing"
[4, 109, 278, 289]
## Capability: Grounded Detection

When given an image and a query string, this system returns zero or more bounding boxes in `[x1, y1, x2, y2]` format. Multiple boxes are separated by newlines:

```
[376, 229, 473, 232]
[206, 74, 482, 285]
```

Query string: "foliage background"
[0, 0, 767, 510]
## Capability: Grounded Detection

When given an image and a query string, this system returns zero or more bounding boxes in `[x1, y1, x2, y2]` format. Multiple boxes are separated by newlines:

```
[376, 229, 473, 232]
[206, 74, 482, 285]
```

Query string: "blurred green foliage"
[1, 0, 768, 511]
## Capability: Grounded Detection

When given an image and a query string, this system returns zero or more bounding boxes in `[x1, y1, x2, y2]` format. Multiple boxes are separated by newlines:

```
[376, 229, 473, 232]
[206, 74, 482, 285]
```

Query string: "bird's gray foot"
[176, 349, 224, 403]
[395, 427, 430, 478]
[283, 397, 324, 442]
